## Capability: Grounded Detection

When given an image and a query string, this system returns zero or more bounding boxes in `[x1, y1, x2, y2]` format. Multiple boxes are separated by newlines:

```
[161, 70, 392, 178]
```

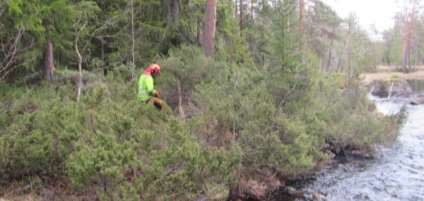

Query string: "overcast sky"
[321, 0, 404, 40]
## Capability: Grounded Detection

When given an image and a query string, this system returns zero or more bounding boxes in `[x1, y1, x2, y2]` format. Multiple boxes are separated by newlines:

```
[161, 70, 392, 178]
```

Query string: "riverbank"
[361, 65, 424, 85]
[303, 95, 424, 201]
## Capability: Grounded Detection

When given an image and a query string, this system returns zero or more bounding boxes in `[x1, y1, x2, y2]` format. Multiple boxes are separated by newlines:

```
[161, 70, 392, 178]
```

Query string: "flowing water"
[304, 83, 424, 201]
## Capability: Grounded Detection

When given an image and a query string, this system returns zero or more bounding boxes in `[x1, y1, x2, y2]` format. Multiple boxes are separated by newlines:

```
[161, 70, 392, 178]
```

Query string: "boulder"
[370, 80, 413, 98]
[370, 81, 389, 97]
[410, 94, 424, 105]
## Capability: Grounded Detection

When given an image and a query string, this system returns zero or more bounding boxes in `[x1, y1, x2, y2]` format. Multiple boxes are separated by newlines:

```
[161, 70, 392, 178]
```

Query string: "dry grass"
[361, 65, 424, 85]
[0, 182, 94, 201]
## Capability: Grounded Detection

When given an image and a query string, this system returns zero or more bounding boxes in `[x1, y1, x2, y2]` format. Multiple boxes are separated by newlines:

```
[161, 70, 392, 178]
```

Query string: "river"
[304, 91, 424, 200]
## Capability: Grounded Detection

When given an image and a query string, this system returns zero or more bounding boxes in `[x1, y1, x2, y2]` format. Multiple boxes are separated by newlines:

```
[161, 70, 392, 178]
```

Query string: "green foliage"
[8, 0, 75, 38]
[0, 0, 399, 200]
[0, 84, 84, 180]
[383, 29, 403, 66]
[302, 74, 395, 149]
[0, 77, 239, 200]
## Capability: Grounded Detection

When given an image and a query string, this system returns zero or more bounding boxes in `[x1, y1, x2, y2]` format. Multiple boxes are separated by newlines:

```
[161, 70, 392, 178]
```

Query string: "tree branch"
[0, 29, 24, 80]
[75, 20, 87, 102]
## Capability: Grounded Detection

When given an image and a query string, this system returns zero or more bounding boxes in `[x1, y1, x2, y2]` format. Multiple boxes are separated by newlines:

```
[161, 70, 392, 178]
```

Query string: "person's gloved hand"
[152, 98, 163, 111]
[154, 91, 160, 98]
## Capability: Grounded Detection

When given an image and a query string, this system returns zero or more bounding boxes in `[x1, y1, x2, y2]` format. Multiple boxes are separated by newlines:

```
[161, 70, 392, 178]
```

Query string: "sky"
[321, 0, 403, 40]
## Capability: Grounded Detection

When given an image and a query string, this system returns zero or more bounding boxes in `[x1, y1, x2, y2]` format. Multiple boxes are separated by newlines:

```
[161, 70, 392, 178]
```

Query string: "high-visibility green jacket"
[138, 74, 156, 102]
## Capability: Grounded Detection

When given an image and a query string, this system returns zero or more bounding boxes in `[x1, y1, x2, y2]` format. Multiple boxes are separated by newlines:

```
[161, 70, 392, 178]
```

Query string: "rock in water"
[370, 80, 413, 98]
[410, 94, 424, 105]
[371, 81, 389, 97]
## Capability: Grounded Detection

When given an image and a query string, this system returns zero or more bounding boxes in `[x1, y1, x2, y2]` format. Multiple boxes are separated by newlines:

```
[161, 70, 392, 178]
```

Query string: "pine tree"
[7, 0, 76, 81]
[202, 0, 217, 57]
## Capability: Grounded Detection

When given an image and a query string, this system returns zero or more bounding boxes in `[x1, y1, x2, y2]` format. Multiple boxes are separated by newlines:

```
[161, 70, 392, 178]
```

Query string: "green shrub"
[0, 84, 85, 181]
[0, 77, 240, 200]
[0, 45, 397, 200]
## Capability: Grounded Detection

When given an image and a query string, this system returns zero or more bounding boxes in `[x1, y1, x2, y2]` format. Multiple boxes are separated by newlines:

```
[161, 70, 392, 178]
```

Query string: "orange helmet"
[144, 64, 161, 76]
[150, 64, 161, 76]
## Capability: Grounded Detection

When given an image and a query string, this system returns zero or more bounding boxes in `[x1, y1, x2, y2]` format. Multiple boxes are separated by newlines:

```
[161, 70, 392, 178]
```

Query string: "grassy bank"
[361, 65, 424, 85]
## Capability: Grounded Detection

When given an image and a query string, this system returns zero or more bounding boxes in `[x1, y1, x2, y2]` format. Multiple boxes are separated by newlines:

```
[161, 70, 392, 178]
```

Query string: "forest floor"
[0, 183, 89, 201]
[361, 65, 424, 85]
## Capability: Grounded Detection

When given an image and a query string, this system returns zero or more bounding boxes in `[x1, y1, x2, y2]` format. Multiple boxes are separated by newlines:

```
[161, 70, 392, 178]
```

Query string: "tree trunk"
[197, 17, 201, 44]
[299, 0, 304, 33]
[202, 0, 217, 57]
[176, 79, 186, 119]
[101, 38, 105, 75]
[130, 0, 136, 79]
[326, 48, 332, 71]
[44, 39, 55, 81]
[347, 21, 353, 82]
[326, 39, 334, 71]
[131, 0, 135, 65]
[251, 0, 254, 21]
[403, 13, 414, 72]
[75, 30, 83, 102]
[240, 0, 244, 33]
[168, 0, 180, 24]
[235, 0, 238, 17]
[403, 43, 410, 72]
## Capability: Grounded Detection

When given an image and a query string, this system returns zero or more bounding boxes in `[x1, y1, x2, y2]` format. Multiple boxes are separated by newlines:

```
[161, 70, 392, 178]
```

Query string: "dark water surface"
[304, 96, 424, 201]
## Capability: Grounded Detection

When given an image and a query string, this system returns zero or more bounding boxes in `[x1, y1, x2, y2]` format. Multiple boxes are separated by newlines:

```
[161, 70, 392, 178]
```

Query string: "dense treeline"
[1, 0, 396, 200]
[0, 0, 382, 80]
[381, 1, 424, 72]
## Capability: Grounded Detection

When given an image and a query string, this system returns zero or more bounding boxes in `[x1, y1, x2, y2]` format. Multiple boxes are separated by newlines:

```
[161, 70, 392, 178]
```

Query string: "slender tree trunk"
[131, 0, 135, 65]
[413, 43, 418, 69]
[101, 39, 105, 61]
[44, 39, 55, 81]
[176, 79, 186, 119]
[326, 39, 334, 71]
[403, 13, 416, 72]
[100, 38, 105, 75]
[326, 49, 332, 71]
[403, 43, 410, 72]
[197, 17, 201, 44]
[251, 0, 254, 21]
[130, 0, 135, 79]
[403, 21, 410, 72]
[240, 0, 244, 33]
[347, 22, 353, 82]
[168, 0, 180, 23]
[75, 28, 84, 102]
[202, 0, 217, 57]
[235, 0, 238, 17]
[299, 0, 304, 33]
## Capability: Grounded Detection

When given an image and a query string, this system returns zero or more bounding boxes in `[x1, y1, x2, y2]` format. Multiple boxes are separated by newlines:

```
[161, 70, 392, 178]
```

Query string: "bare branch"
[0, 29, 24, 80]
[75, 19, 87, 102]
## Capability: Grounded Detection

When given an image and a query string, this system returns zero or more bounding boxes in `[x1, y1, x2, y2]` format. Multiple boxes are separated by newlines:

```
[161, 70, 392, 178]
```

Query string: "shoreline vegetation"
[0, 66, 400, 201]
[0, 0, 412, 200]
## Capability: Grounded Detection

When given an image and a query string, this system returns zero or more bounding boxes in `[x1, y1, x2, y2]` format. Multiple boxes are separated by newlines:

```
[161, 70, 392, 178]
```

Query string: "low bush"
[0, 47, 397, 200]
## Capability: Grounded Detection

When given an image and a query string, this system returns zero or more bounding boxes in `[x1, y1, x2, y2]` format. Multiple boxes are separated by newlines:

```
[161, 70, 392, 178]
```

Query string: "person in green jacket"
[138, 64, 163, 110]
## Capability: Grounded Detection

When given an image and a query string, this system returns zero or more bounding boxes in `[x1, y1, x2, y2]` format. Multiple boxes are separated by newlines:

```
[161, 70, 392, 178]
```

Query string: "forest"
[0, 0, 419, 200]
